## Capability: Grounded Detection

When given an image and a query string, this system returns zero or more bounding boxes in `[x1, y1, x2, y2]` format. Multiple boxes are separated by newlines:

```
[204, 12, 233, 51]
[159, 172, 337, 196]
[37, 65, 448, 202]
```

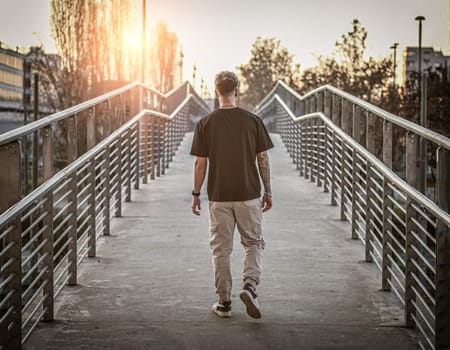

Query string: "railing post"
[405, 131, 418, 328]
[87, 107, 96, 151]
[0, 141, 21, 213]
[299, 121, 305, 177]
[304, 119, 310, 180]
[330, 131, 337, 206]
[155, 118, 161, 178]
[435, 220, 450, 348]
[323, 91, 332, 193]
[125, 128, 132, 202]
[381, 175, 392, 291]
[381, 120, 393, 290]
[436, 147, 449, 213]
[365, 164, 373, 262]
[135, 117, 141, 190]
[103, 147, 111, 236]
[88, 160, 96, 258]
[115, 138, 122, 217]
[68, 173, 78, 285]
[150, 117, 156, 180]
[42, 191, 54, 321]
[2, 216, 22, 349]
[67, 114, 78, 286]
[42, 127, 53, 181]
[351, 105, 361, 238]
[311, 118, 317, 183]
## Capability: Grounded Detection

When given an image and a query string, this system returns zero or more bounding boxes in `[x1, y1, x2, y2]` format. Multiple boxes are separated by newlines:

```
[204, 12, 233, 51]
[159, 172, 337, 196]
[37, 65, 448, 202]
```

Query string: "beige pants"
[209, 198, 265, 302]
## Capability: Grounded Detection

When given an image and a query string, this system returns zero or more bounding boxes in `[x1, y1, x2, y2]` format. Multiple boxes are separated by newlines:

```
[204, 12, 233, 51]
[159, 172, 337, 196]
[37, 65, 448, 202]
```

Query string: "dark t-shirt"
[190, 107, 274, 202]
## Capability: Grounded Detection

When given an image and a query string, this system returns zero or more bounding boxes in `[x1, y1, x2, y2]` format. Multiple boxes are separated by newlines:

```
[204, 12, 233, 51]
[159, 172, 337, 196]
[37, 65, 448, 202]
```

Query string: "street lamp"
[415, 16, 425, 126]
[390, 42, 399, 90]
[141, 0, 146, 84]
[415, 15, 426, 194]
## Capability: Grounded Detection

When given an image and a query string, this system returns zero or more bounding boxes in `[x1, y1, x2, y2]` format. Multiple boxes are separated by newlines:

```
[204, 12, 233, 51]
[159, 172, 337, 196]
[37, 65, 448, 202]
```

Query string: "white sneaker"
[239, 284, 262, 319]
[211, 301, 232, 318]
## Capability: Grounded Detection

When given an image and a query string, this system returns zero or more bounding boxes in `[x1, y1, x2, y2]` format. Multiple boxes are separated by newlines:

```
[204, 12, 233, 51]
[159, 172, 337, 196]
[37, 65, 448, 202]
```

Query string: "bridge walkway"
[24, 133, 416, 349]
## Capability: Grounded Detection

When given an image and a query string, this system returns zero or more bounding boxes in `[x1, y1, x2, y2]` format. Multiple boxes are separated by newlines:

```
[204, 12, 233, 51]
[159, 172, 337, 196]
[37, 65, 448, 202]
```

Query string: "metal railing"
[0, 81, 210, 349]
[255, 82, 450, 350]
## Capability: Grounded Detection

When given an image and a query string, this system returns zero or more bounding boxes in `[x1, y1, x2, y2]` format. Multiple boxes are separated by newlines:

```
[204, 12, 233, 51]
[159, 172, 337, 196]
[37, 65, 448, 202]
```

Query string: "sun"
[123, 27, 142, 49]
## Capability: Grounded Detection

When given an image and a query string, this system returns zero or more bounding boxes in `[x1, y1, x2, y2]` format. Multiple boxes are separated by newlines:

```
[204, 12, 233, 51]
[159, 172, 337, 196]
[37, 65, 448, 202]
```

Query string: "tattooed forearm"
[257, 151, 272, 194]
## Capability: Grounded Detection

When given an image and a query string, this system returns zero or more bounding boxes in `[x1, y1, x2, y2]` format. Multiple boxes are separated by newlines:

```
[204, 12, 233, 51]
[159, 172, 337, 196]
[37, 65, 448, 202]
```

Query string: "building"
[403, 46, 450, 83]
[0, 44, 25, 133]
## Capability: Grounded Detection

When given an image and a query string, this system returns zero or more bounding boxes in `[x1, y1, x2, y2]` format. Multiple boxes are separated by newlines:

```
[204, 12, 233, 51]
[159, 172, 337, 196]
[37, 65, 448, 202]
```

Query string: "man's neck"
[219, 96, 237, 109]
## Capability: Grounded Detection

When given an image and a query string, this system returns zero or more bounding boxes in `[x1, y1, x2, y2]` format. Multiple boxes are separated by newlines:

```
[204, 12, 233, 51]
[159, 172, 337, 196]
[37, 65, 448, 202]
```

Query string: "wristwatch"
[192, 190, 201, 196]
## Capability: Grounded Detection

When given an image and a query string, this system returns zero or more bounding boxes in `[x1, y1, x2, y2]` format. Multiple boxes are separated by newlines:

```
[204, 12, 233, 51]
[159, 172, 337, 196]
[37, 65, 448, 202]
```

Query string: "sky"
[0, 0, 449, 93]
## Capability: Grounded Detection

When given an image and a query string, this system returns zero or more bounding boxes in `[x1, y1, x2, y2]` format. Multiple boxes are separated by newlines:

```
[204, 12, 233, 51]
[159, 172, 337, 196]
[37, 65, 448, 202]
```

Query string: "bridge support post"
[298, 122, 304, 177]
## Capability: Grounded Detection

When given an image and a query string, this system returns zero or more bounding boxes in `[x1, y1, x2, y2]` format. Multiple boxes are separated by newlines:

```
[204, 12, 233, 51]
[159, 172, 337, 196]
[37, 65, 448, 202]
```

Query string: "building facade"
[0, 45, 25, 132]
[403, 46, 450, 83]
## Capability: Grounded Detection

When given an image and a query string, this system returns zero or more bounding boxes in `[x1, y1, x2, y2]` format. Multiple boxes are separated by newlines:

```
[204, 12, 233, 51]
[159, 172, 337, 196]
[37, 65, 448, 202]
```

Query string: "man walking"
[190, 71, 273, 319]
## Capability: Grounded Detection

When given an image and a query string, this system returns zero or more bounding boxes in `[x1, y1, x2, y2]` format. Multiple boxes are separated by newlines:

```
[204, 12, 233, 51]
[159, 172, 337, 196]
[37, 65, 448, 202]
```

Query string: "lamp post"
[415, 16, 425, 126]
[141, 0, 146, 84]
[390, 42, 399, 90]
[415, 15, 426, 193]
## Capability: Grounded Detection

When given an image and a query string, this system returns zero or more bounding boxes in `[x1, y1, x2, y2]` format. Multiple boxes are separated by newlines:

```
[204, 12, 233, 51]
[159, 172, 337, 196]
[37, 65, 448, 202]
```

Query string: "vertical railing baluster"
[365, 111, 376, 261]
[135, 117, 141, 190]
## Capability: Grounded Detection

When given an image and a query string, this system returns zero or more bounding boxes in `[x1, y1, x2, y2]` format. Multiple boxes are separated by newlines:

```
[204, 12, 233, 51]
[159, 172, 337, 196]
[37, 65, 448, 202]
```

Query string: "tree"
[149, 21, 179, 93]
[50, 0, 138, 104]
[237, 37, 301, 109]
[300, 19, 392, 106]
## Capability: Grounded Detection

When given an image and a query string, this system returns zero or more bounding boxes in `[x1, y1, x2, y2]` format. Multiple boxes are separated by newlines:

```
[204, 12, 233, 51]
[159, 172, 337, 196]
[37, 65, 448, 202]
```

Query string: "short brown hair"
[214, 71, 239, 96]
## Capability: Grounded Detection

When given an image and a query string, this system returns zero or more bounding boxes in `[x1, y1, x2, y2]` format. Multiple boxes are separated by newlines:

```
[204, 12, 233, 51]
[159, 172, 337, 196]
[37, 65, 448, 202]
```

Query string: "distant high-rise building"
[402, 46, 450, 83]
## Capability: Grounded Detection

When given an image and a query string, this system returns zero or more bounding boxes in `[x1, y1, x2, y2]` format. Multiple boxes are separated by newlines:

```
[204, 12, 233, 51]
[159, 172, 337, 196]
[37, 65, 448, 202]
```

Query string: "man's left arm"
[257, 151, 272, 212]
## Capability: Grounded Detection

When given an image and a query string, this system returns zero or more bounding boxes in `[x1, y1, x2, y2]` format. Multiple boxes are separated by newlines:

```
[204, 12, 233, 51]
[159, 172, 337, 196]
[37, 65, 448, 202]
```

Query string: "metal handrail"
[275, 95, 450, 227]
[258, 91, 450, 350]
[0, 81, 205, 146]
[256, 80, 450, 150]
[0, 83, 210, 349]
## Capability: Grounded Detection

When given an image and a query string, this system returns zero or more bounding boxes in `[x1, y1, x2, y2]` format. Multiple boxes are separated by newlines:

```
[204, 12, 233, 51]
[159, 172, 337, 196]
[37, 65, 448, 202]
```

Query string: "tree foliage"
[301, 19, 392, 106]
[237, 37, 301, 109]
[149, 21, 180, 93]
[50, 0, 139, 104]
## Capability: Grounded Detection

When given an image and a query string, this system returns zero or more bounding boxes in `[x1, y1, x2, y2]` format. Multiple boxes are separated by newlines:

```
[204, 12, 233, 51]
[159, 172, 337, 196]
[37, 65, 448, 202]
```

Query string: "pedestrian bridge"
[0, 81, 449, 350]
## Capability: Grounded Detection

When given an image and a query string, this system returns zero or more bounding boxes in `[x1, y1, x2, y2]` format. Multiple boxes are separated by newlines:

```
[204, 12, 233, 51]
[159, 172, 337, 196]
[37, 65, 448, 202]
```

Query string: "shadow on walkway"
[25, 133, 416, 349]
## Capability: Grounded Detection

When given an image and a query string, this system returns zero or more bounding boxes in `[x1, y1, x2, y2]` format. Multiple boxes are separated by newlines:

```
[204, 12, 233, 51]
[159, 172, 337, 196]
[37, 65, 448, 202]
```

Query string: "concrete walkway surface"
[25, 133, 417, 349]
